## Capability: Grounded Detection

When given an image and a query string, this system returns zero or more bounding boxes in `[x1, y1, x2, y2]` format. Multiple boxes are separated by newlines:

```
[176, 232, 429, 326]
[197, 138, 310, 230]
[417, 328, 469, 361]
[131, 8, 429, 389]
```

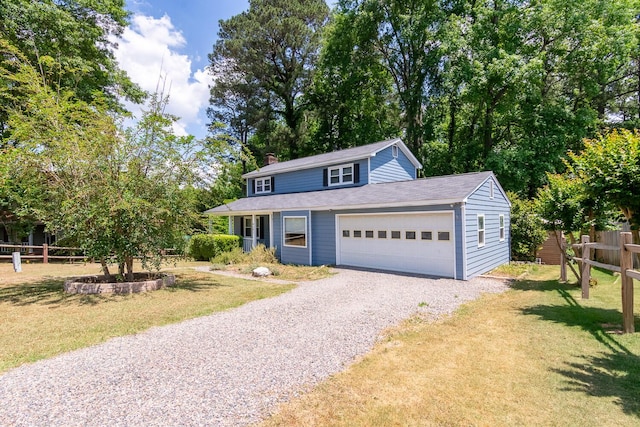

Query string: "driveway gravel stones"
[0, 268, 508, 426]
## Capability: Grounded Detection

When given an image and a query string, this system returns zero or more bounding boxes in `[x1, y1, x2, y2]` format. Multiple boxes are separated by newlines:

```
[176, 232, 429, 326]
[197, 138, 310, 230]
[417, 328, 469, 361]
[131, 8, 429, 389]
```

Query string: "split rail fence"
[570, 231, 639, 334]
[0, 243, 85, 263]
[0, 244, 180, 264]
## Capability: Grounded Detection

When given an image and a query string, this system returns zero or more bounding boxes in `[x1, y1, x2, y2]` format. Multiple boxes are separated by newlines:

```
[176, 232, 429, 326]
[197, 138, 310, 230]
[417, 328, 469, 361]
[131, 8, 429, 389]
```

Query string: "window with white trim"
[255, 177, 272, 194]
[478, 214, 485, 247]
[489, 180, 494, 199]
[283, 217, 307, 247]
[243, 216, 261, 238]
[392, 144, 399, 158]
[328, 164, 353, 186]
[499, 214, 505, 241]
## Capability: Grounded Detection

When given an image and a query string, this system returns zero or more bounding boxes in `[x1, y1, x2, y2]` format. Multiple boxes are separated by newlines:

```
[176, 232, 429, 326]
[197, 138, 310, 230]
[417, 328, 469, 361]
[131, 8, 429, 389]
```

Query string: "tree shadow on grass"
[0, 273, 231, 306]
[522, 288, 640, 418]
[552, 351, 640, 417]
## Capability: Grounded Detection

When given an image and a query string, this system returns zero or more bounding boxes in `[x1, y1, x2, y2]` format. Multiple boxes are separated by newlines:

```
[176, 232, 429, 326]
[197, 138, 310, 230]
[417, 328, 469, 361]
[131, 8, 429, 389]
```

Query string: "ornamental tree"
[4, 53, 212, 281]
[569, 129, 640, 243]
[536, 173, 617, 281]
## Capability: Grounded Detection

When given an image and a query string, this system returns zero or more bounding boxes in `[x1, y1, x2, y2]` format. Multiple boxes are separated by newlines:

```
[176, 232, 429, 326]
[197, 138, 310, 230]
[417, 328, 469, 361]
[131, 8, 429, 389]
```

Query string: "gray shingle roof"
[205, 171, 496, 215]
[243, 138, 421, 178]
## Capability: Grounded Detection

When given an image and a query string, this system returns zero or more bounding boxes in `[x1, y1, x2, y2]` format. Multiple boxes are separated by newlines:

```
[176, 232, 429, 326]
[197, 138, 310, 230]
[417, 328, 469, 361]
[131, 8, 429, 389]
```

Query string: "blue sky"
[116, 1, 333, 139]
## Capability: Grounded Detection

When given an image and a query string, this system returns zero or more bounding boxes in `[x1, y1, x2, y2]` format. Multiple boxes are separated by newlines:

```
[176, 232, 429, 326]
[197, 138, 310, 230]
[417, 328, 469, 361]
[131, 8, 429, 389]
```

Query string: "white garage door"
[337, 212, 455, 278]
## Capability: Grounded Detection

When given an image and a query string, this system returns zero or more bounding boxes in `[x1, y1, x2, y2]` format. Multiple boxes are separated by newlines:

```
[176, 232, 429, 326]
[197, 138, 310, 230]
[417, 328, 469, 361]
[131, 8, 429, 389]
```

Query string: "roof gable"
[243, 138, 422, 179]
[464, 173, 511, 207]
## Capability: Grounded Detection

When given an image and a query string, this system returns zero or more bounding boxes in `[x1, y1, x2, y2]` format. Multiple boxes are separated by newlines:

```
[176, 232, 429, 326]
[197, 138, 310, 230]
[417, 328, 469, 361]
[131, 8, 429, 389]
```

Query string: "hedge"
[188, 234, 241, 261]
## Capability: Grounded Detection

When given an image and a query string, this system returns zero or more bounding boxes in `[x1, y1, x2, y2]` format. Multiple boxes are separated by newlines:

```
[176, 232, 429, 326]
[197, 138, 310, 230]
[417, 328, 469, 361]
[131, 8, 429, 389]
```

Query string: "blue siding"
[248, 160, 369, 197]
[311, 211, 336, 265]
[272, 212, 282, 259]
[370, 146, 416, 183]
[280, 210, 311, 265]
[464, 177, 511, 279]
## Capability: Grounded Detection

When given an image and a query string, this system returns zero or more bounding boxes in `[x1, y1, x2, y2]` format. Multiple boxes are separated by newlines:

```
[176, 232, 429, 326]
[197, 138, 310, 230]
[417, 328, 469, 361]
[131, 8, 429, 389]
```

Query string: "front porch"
[230, 214, 273, 253]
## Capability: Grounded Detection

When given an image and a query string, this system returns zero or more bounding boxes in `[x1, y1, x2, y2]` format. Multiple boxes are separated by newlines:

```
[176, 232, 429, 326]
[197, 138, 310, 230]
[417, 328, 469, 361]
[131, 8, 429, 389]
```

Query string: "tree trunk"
[125, 256, 134, 282]
[448, 97, 457, 152]
[100, 258, 113, 282]
[483, 103, 494, 158]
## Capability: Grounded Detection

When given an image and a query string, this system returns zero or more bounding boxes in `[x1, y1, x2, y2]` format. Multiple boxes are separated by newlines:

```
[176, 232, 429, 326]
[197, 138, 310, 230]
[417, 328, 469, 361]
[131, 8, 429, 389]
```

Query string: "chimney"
[264, 153, 278, 166]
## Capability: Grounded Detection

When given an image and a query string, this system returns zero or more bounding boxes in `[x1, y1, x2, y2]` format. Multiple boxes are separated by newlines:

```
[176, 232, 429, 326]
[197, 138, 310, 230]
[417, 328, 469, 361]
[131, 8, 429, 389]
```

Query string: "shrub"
[245, 244, 278, 264]
[211, 247, 245, 265]
[509, 192, 547, 261]
[211, 244, 278, 266]
[188, 234, 241, 261]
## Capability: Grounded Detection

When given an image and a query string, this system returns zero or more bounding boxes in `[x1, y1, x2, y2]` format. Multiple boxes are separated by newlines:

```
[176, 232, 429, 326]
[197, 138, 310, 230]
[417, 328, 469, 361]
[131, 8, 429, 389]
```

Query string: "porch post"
[269, 214, 274, 250]
[228, 216, 233, 235]
[251, 214, 257, 250]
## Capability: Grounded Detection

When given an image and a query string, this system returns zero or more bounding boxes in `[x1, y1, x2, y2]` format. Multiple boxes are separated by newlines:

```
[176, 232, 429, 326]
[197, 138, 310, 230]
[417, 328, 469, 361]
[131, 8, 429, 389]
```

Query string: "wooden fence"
[0, 244, 181, 264]
[572, 232, 638, 334]
[0, 244, 86, 263]
[595, 224, 639, 268]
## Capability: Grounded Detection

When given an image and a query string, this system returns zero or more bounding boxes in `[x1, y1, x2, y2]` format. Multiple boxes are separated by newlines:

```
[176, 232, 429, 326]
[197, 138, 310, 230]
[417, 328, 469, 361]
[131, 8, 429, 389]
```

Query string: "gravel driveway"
[0, 268, 508, 426]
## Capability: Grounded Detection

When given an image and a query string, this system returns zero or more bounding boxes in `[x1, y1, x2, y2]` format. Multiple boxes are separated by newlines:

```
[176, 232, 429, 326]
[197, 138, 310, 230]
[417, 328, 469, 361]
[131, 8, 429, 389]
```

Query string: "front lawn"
[0, 261, 295, 373]
[262, 265, 640, 426]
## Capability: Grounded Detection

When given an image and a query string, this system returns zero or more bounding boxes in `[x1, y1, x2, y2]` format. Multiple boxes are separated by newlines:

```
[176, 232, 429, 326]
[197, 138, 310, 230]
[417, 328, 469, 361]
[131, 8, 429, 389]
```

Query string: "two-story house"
[205, 138, 511, 279]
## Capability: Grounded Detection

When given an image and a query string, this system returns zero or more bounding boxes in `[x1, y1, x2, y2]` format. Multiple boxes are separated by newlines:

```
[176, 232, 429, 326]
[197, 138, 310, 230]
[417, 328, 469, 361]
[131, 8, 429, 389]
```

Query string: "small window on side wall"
[477, 214, 485, 247]
[392, 144, 399, 158]
[499, 214, 505, 241]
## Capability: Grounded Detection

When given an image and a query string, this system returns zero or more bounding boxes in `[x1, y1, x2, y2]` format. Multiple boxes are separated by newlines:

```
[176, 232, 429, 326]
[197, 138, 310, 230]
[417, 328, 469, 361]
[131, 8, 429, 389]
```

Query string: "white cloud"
[113, 14, 211, 137]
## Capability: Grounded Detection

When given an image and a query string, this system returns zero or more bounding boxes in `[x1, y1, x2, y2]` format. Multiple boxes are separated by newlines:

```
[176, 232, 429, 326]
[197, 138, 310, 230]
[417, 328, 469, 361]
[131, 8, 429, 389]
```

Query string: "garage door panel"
[338, 213, 454, 277]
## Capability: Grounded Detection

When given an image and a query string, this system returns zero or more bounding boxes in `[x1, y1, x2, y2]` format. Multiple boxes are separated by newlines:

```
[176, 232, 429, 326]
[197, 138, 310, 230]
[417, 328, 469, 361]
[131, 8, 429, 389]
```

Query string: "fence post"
[620, 232, 635, 334]
[581, 235, 590, 299]
[43, 244, 48, 264]
[560, 234, 567, 282]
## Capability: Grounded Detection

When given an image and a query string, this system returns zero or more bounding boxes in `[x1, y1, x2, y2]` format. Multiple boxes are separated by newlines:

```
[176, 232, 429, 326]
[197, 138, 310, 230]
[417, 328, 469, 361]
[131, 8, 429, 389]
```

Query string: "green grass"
[0, 261, 295, 373]
[262, 265, 640, 426]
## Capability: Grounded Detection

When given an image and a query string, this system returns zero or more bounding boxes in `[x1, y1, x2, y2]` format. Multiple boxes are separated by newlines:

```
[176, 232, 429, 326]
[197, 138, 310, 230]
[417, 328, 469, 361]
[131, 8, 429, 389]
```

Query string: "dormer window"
[329, 164, 353, 186]
[255, 177, 272, 194]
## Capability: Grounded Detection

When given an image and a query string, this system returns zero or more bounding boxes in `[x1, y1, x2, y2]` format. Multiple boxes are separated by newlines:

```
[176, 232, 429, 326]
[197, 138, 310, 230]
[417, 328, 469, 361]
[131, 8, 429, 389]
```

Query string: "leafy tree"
[209, 0, 329, 160]
[307, 6, 401, 152]
[569, 129, 640, 243]
[0, 0, 143, 142]
[536, 173, 617, 281]
[430, 0, 639, 196]
[4, 56, 210, 281]
[337, 0, 454, 154]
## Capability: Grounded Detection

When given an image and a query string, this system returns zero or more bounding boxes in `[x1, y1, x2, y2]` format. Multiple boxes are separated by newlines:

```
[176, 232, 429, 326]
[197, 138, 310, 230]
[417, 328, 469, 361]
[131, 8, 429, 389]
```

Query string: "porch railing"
[243, 237, 254, 253]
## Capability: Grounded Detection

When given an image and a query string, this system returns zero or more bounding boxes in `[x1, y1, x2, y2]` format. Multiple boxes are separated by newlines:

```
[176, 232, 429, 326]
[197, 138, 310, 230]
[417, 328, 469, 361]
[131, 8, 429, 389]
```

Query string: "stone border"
[64, 273, 176, 294]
